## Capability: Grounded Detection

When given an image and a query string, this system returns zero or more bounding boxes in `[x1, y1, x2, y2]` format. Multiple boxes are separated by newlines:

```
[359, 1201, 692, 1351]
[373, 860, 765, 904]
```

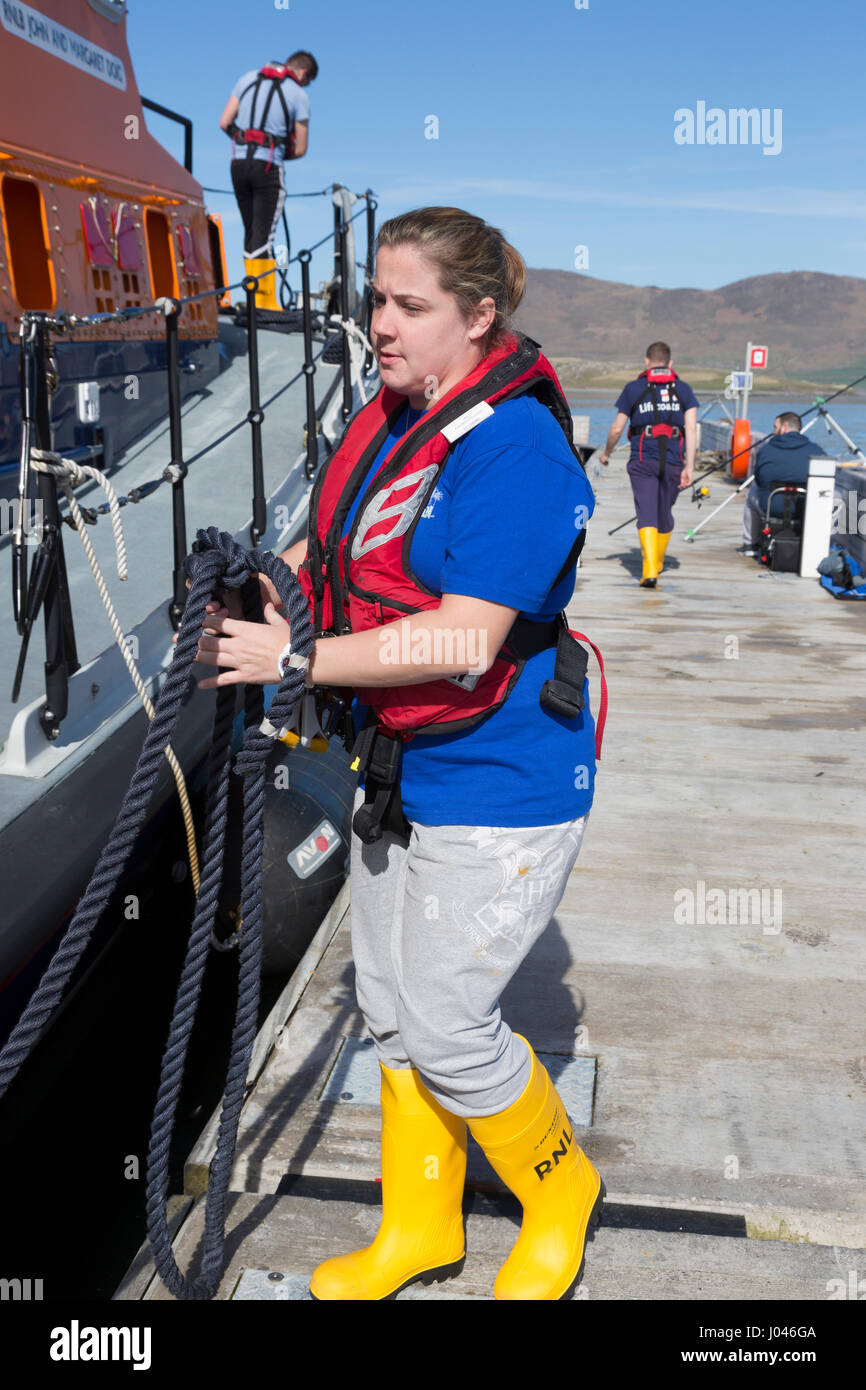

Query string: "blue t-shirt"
[231, 69, 310, 163]
[616, 375, 699, 463]
[343, 395, 598, 827]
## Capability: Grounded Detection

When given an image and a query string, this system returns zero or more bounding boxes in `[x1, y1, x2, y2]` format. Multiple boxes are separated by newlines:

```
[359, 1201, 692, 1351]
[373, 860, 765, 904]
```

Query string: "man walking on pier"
[599, 342, 698, 586]
[219, 51, 318, 310]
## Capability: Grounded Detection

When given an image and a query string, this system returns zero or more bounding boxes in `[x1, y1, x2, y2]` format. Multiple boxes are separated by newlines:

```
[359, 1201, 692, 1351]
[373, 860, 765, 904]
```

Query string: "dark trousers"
[627, 457, 683, 532]
[230, 158, 286, 257]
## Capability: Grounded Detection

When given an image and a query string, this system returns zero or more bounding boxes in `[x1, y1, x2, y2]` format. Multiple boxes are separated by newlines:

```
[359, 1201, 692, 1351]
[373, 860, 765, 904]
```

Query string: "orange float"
[730, 417, 751, 479]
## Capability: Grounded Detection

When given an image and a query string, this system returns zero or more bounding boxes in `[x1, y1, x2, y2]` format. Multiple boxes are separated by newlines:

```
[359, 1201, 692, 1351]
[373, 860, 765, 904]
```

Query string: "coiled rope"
[0, 528, 314, 1300]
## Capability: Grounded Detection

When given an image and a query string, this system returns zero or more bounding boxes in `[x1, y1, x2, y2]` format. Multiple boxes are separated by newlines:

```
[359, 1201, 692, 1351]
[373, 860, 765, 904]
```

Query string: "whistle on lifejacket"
[278, 690, 330, 753]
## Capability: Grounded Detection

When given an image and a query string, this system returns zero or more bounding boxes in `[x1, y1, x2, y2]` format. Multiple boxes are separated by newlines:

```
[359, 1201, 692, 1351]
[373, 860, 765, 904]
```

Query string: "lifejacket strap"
[569, 629, 608, 761]
[349, 720, 412, 846]
[539, 622, 588, 721]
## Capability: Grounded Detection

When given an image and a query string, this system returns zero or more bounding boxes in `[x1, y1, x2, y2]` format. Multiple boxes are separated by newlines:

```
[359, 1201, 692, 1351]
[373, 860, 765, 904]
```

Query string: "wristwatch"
[277, 639, 309, 681]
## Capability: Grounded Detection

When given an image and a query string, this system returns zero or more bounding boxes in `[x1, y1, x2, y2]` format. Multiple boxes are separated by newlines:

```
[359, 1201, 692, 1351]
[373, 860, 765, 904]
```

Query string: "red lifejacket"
[627, 367, 687, 462]
[298, 332, 604, 744]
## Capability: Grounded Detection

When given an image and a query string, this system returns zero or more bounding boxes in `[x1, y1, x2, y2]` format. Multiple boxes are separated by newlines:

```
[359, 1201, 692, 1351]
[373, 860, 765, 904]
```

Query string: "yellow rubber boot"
[638, 526, 659, 587]
[657, 530, 672, 572]
[309, 1064, 467, 1300]
[243, 256, 281, 311]
[467, 1039, 603, 1300]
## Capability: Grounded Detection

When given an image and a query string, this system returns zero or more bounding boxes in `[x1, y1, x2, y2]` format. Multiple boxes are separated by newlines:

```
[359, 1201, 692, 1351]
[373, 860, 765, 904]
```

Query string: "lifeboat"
[0, 0, 374, 1025]
[0, 0, 229, 485]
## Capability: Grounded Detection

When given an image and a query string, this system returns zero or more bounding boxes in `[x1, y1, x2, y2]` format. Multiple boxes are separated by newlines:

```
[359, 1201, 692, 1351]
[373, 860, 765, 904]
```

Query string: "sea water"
[567, 395, 866, 455]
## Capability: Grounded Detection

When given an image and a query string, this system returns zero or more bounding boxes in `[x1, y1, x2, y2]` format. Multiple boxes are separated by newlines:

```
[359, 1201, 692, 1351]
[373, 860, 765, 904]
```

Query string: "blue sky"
[128, 0, 865, 293]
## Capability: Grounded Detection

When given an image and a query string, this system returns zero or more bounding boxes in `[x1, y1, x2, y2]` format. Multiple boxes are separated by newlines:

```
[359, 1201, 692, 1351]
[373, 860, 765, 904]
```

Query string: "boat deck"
[117, 445, 866, 1301]
[1, 320, 340, 805]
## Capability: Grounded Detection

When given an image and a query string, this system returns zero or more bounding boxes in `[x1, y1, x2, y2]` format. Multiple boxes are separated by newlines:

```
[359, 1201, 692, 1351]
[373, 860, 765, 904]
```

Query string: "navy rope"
[0, 527, 314, 1301]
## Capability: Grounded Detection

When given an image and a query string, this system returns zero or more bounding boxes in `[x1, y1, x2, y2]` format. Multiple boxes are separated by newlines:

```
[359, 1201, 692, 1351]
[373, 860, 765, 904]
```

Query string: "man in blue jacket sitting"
[739, 412, 826, 555]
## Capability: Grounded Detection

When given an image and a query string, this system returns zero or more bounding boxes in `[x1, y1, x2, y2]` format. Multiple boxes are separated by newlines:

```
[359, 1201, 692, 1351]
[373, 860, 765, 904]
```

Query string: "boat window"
[177, 226, 201, 279]
[1, 176, 55, 311]
[145, 209, 177, 300]
[176, 226, 204, 320]
[115, 207, 141, 271]
[80, 200, 115, 268]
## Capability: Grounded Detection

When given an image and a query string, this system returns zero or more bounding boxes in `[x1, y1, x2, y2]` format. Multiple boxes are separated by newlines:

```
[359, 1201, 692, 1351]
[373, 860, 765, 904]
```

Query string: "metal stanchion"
[243, 276, 267, 546]
[363, 192, 377, 376]
[32, 318, 79, 735]
[164, 301, 190, 628]
[337, 215, 353, 422]
[299, 251, 318, 480]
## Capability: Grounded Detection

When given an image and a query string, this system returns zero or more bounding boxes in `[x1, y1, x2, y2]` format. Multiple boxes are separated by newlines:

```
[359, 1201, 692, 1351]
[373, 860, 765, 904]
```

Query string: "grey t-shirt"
[231, 68, 310, 163]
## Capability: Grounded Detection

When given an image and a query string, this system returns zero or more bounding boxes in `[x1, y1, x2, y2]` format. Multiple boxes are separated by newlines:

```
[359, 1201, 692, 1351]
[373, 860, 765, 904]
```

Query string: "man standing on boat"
[599, 342, 698, 587]
[219, 51, 318, 310]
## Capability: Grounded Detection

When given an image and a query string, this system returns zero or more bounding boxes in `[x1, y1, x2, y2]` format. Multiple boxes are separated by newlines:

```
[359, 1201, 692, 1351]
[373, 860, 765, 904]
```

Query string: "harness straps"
[236, 66, 297, 171]
[629, 373, 685, 475]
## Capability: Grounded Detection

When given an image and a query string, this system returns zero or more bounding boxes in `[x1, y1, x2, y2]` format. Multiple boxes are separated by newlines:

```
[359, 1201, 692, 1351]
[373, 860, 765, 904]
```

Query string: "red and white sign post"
[742, 342, 768, 416]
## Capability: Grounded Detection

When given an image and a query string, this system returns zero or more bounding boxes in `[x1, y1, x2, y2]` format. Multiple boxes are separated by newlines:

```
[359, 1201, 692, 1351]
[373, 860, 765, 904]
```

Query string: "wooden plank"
[140, 1189, 866, 1302]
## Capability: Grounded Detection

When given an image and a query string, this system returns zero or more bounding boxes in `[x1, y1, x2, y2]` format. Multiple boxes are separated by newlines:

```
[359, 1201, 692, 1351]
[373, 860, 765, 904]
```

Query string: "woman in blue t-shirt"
[193, 208, 604, 1302]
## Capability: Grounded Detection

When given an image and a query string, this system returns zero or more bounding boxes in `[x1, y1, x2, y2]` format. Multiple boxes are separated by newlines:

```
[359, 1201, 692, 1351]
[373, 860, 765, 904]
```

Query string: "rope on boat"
[30, 447, 200, 894]
[31, 449, 128, 577]
[0, 530, 313, 1301]
[327, 314, 375, 406]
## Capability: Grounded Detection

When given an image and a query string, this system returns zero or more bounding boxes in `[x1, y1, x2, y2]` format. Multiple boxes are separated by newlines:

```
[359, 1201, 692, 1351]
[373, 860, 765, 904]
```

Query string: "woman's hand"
[191, 602, 292, 688]
[187, 571, 284, 623]
[211, 572, 283, 620]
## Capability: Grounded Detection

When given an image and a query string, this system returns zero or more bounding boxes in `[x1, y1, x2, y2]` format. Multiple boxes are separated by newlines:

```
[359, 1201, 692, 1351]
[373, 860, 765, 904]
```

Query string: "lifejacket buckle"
[539, 678, 585, 719]
[539, 620, 589, 720]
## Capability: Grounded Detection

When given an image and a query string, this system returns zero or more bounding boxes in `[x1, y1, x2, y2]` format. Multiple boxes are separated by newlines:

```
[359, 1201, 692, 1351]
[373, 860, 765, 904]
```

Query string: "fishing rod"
[607, 369, 866, 537]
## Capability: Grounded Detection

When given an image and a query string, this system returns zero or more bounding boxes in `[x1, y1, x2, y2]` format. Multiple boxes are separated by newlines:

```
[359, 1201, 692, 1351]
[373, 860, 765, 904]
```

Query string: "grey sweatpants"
[349, 788, 588, 1118]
